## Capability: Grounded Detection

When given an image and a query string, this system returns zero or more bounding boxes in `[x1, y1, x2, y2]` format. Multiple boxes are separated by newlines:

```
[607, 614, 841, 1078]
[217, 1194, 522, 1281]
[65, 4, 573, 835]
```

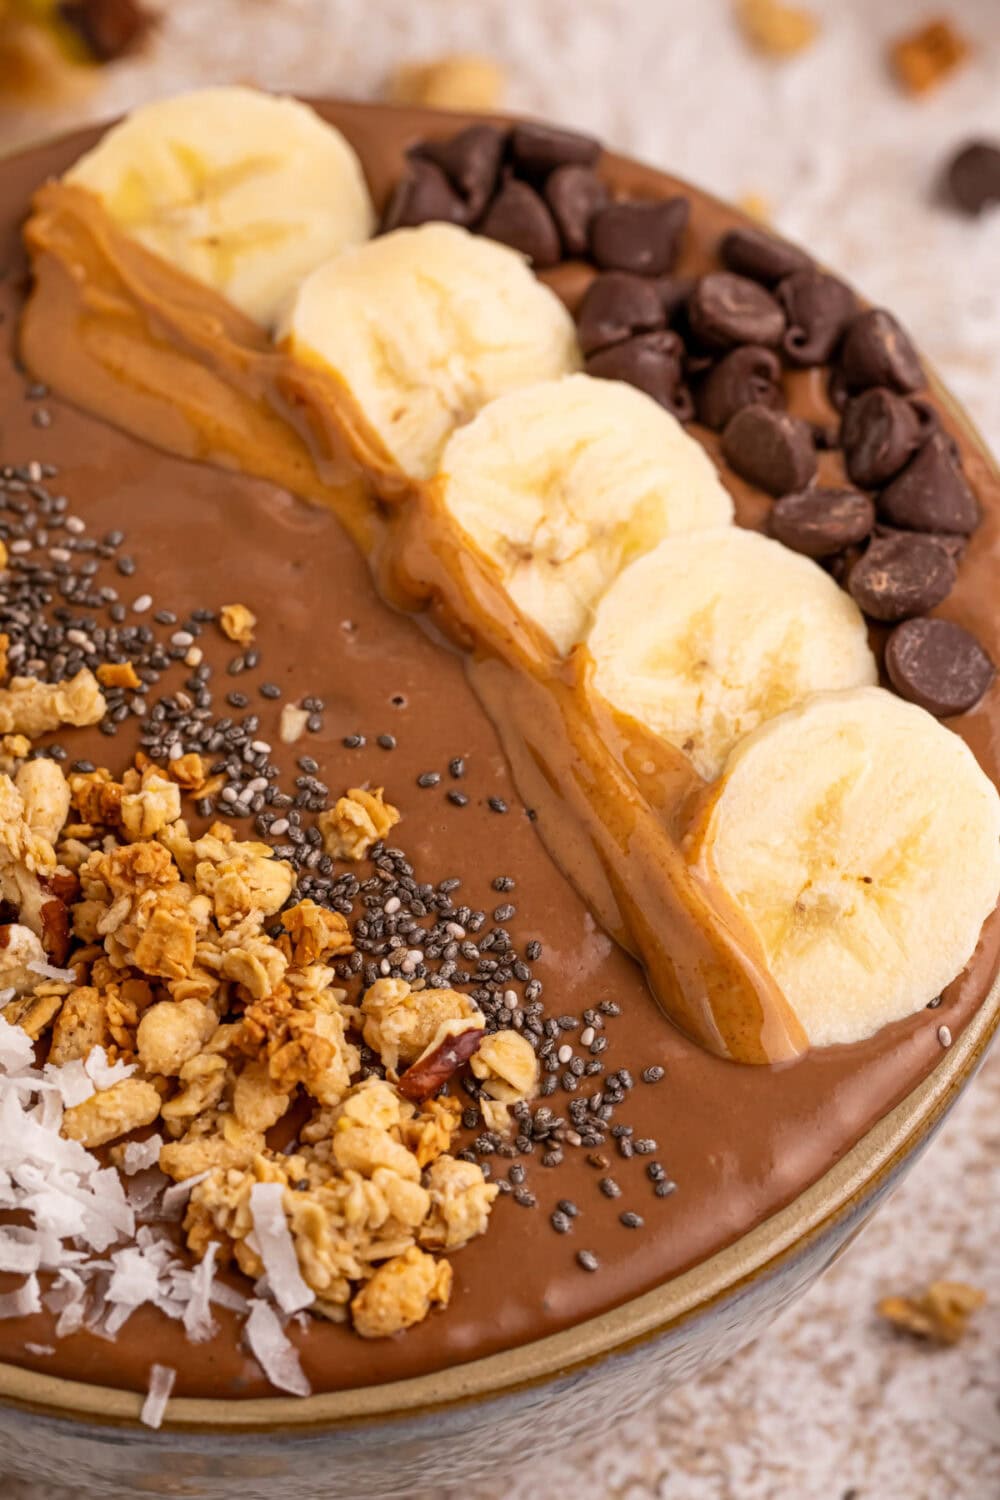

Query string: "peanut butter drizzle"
[21, 180, 807, 1064]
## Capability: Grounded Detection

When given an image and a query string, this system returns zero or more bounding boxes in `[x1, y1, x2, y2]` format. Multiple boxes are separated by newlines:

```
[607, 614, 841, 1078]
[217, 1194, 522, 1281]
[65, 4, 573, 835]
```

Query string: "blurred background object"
[0, 3, 998, 1497]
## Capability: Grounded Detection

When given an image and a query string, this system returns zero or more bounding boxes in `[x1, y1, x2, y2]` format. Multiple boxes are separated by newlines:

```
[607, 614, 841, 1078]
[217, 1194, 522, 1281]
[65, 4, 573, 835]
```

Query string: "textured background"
[2, 2, 999, 1497]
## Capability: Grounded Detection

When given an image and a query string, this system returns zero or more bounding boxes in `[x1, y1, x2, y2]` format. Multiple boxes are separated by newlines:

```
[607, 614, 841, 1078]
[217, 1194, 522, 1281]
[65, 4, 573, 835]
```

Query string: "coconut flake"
[248, 1182, 314, 1315]
[0, 1274, 41, 1319]
[0, 1016, 34, 1073]
[43, 1057, 94, 1107]
[244, 1298, 311, 1397]
[84, 1047, 135, 1090]
[27, 959, 77, 984]
[160, 1171, 210, 1221]
[140, 1364, 176, 1430]
[122, 1134, 163, 1175]
[181, 1241, 220, 1343]
[0, 1230, 41, 1274]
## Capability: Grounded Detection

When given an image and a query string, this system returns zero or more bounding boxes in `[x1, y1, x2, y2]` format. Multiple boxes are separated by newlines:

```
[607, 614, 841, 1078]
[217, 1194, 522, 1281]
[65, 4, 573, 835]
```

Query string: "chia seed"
[576, 1250, 600, 1272]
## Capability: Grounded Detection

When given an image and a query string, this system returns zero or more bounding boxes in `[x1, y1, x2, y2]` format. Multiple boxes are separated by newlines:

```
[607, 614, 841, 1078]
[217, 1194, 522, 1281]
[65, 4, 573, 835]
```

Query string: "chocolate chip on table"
[576, 272, 665, 355]
[718, 224, 811, 284]
[777, 269, 857, 366]
[944, 140, 1000, 216]
[478, 178, 562, 267]
[878, 431, 980, 535]
[590, 198, 690, 276]
[720, 403, 817, 496]
[510, 121, 602, 176]
[847, 532, 957, 622]
[586, 330, 693, 421]
[381, 157, 470, 232]
[885, 617, 996, 717]
[840, 387, 924, 487]
[544, 165, 609, 257]
[695, 344, 784, 431]
[414, 123, 506, 219]
[839, 309, 925, 394]
[687, 272, 786, 350]
[770, 487, 875, 559]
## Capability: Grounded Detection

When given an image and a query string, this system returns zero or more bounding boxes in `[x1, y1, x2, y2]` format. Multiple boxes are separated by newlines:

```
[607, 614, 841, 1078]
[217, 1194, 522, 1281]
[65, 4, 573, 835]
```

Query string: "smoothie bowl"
[0, 93, 997, 1499]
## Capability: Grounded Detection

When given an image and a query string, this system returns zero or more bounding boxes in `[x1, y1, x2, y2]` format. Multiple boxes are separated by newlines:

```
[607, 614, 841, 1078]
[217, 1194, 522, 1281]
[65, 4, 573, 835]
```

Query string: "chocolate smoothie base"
[0, 104, 997, 1400]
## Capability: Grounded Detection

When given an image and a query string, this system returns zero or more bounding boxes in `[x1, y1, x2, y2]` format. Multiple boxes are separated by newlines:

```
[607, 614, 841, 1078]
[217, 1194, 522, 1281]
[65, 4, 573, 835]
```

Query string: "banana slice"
[690, 687, 1000, 1046]
[437, 374, 733, 654]
[588, 528, 877, 780]
[282, 223, 580, 479]
[65, 86, 374, 327]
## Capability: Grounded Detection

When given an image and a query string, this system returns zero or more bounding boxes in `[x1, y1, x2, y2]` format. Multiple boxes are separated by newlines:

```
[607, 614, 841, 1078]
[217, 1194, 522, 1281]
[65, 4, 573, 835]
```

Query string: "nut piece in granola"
[62, 1076, 162, 1148]
[386, 53, 505, 111]
[397, 1018, 485, 1102]
[361, 978, 483, 1074]
[878, 1279, 987, 1345]
[318, 787, 401, 863]
[350, 1246, 453, 1339]
[219, 603, 257, 647]
[889, 18, 970, 96]
[735, 0, 819, 58]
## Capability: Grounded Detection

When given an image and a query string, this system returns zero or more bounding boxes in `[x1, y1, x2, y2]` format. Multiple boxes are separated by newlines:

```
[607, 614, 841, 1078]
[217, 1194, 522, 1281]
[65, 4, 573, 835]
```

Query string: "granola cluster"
[0, 672, 537, 1341]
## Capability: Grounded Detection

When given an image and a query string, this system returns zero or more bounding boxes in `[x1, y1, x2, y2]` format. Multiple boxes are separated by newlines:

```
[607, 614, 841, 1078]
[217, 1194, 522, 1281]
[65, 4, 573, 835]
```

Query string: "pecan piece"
[397, 1020, 485, 1102]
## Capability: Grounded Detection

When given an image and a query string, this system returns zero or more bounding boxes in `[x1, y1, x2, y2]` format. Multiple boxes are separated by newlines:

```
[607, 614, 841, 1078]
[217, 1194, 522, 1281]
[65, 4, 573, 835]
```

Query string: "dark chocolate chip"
[544, 165, 609, 257]
[695, 344, 784, 431]
[841, 387, 923, 488]
[576, 272, 665, 355]
[770, 487, 875, 559]
[510, 122, 602, 176]
[590, 198, 689, 276]
[414, 124, 507, 219]
[687, 272, 786, 350]
[381, 158, 470, 232]
[885, 617, 996, 717]
[653, 275, 696, 322]
[944, 140, 1000, 216]
[777, 269, 857, 366]
[878, 431, 980, 535]
[847, 532, 957, 622]
[840, 309, 925, 394]
[586, 330, 693, 421]
[718, 224, 811, 284]
[720, 404, 817, 496]
[478, 178, 562, 267]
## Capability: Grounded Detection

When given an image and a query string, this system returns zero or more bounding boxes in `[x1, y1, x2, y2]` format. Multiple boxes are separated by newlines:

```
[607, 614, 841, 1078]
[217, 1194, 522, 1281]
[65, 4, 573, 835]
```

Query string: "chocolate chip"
[695, 345, 784, 431]
[777, 269, 857, 366]
[718, 224, 811, 284]
[544, 165, 609, 257]
[510, 122, 601, 176]
[944, 140, 1000, 216]
[841, 387, 924, 487]
[847, 532, 957, 622]
[586, 330, 693, 421]
[878, 432, 980, 535]
[720, 404, 817, 496]
[478, 179, 562, 267]
[770, 488, 875, 559]
[590, 198, 689, 276]
[840, 309, 924, 394]
[885, 618, 996, 717]
[415, 124, 507, 219]
[381, 158, 470, 232]
[687, 272, 786, 350]
[576, 272, 665, 355]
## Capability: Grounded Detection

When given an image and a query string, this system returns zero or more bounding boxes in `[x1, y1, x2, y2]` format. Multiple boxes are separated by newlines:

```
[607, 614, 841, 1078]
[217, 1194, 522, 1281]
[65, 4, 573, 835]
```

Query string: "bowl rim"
[0, 102, 998, 1437]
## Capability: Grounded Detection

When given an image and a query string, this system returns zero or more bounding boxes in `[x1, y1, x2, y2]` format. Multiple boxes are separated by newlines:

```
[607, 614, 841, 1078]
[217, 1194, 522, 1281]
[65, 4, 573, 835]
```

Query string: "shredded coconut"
[26, 959, 77, 984]
[244, 1298, 311, 1397]
[161, 1171, 210, 1221]
[122, 1134, 164, 1175]
[140, 1363, 176, 1430]
[84, 1047, 136, 1090]
[248, 1181, 315, 1315]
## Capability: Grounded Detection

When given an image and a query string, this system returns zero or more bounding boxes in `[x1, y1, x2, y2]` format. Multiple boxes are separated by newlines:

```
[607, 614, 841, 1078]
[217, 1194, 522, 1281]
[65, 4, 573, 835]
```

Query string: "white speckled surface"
[1, 3, 998, 1495]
